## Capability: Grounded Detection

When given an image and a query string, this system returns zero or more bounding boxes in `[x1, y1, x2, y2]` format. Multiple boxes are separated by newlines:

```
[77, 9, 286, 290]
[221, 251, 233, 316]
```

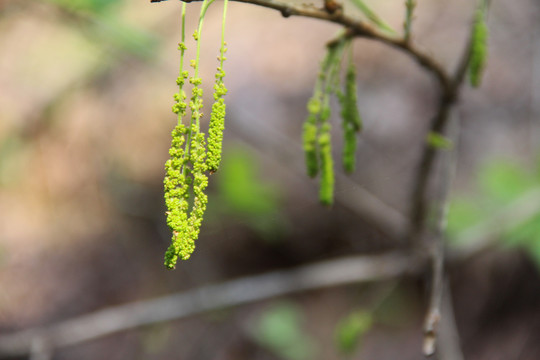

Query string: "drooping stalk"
[349, 0, 396, 35]
[207, 0, 229, 173]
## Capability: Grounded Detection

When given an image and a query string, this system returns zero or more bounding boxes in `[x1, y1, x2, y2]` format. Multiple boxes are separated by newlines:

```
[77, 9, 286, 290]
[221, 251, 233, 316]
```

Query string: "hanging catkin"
[164, 0, 228, 269]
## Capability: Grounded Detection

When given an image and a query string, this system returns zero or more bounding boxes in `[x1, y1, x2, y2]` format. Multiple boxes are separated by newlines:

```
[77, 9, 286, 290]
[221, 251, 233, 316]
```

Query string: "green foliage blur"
[44, 0, 122, 14]
[447, 158, 540, 267]
[213, 145, 286, 241]
[42, 0, 157, 59]
[249, 302, 316, 360]
[334, 310, 373, 354]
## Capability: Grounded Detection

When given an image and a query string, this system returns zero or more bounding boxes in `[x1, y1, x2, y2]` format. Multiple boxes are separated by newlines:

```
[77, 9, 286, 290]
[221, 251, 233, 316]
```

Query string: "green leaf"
[503, 213, 540, 247]
[478, 162, 535, 204]
[218, 147, 280, 216]
[446, 198, 487, 242]
[447, 157, 540, 270]
[525, 236, 540, 269]
[426, 132, 453, 150]
[502, 213, 540, 270]
[250, 303, 315, 360]
[335, 310, 373, 354]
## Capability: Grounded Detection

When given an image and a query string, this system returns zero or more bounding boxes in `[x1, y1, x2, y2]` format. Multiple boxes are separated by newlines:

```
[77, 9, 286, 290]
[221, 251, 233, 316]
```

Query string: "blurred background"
[1, 0, 540, 359]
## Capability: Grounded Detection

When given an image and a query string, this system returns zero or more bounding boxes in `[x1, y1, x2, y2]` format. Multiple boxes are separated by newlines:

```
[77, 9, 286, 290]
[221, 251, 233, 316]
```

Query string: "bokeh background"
[1, 0, 540, 359]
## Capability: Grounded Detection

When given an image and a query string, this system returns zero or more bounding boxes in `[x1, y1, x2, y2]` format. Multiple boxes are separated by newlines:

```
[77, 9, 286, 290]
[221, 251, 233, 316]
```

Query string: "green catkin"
[163, 124, 191, 267]
[317, 40, 347, 205]
[303, 38, 347, 205]
[319, 122, 334, 206]
[164, 0, 216, 269]
[468, 2, 488, 87]
[207, 0, 229, 173]
[302, 39, 345, 176]
[338, 50, 362, 173]
[342, 126, 356, 173]
[164, 2, 190, 269]
[318, 93, 334, 206]
[302, 41, 340, 178]
[303, 98, 321, 178]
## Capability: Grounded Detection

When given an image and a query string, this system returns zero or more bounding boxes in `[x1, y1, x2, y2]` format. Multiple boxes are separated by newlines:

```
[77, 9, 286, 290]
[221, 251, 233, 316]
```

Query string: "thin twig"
[151, 0, 451, 93]
[408, 99, 454, 248]
[4, 178, 536, 358]
[436, 281, 465, 360]
[0, 253, 418, 357]
[408, 0, 492, 249]
[422, 107, 459, 357]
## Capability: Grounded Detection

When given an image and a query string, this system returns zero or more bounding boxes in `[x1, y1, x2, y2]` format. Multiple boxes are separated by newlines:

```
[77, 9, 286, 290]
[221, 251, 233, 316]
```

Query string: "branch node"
[280, 6, 293, 18]
[423, 308, 441, 356]
[323, 0, 342, 15]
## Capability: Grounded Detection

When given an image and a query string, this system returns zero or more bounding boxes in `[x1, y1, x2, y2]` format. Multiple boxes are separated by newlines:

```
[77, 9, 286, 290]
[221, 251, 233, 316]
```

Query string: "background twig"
[0, 253, 417, 357]
[422, 109, 460, 357]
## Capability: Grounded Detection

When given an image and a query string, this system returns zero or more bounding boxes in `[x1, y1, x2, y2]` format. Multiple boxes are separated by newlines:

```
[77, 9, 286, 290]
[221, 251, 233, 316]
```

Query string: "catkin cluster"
[302, 38, 363, 206]
[161, 0, 489, 267]
[163, 0, 228, 269]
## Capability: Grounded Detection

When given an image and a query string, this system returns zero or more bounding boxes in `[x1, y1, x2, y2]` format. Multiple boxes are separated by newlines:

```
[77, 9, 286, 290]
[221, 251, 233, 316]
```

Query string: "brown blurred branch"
[422, 110, 459, 357]
[412, 3, 490, 355]
[436, 281, 465, 360]
[0, 253, 418, 358]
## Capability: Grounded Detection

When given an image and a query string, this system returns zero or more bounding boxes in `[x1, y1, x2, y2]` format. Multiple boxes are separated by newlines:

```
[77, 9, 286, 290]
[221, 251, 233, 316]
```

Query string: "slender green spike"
[349, 0, 396, 35]
[338, 49, 362, 174]
[303, 36, 347, 204]
[164, 2, 190, 270]
[340, 54, 362, 132]
[468, 1, 488, 87]
[303, 114, 320, 177]
[319, 122, 334, 206]
[342, 125, 357, 173]
[404, 0, 416, 42]
[207, 0, 229, 173]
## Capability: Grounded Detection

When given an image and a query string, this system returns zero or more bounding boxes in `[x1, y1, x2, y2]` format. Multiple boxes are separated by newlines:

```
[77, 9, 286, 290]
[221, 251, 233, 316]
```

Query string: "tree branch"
[435, 281, 465, 360]
[422, 110, 459, 357]
[0, 253, 418, 357]
[408, 0, 491, 248]
[151, 0, 451, 93]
